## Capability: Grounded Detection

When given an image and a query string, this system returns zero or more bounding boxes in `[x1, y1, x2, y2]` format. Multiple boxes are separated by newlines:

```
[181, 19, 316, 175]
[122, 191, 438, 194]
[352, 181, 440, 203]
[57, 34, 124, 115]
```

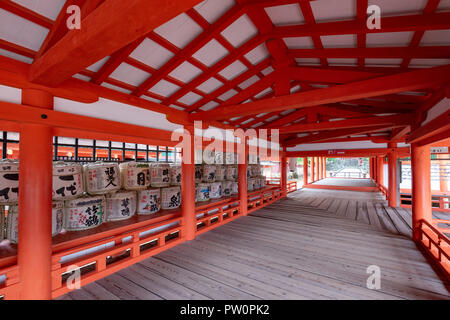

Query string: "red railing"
[287, 181, 297, 193]
[266, 179, 297, 194]
[400, 192, 450, 213]
[417, 219, 450, 280]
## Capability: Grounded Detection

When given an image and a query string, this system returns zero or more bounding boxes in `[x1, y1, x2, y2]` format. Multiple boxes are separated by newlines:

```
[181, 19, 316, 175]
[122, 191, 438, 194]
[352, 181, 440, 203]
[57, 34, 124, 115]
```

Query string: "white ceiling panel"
[238, 75, 260, 90]
[327, 58, 358, 66]
[264, 3, 305, 26]
[194, 0, 235, 24]
[244, 43, 269, 65]
[110, 63, 150, 86]
[368, 0, 427, 16]
[420, 30, 450, 46]
[218, 89, 238, 101]
[87, 56, 110, 72]
[149, 79, 180, 97]
[168, 61, 202, 83]
[12, 0, 65, 20]
[220, 14, 258, 48]
[0, 48, 33, 63]
[321, 34, 357, 48]
[310, 0, 356, 22]
[295, 58, 321, 65]
[154, 13, 203, 49]
[0, 9, 48, 51]
[366, 31, 413, 47]
[199, 101, 220, 111]
[192, 39, 229, 67]
[196, 77, 223, 94]
[130, 38, 175, 70]
[178, 92, 203, 105]
[218, 60, 247, 80]
[283, 36, 315, 49]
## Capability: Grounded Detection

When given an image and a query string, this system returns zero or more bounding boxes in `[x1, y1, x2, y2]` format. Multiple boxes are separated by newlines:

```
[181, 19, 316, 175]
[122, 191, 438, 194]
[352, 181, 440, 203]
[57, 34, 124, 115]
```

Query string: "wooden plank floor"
[59, 189, 450, 300]
[312, 178, 376, 187]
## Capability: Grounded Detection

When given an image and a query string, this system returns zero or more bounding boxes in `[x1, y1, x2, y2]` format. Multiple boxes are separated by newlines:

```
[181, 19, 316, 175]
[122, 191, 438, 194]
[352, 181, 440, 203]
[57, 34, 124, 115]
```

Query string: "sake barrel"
[150, 163, 170, 188]
[137, 188, 161, 215]
[52, 162, 84, 200]
[225, 152, 236, 165]
[260, 177, 267, 188]
[6, 202, 64, 243]
[209, 182, 222, 199]
[83, 162, 120, 195]
[215, 165, 225, 181]
[196, 183, 210, 202]
[246, 165, 252, 178]
[222, 181, 233, 197]
[170, 165, 182, 186]
[214, 152, 224, 164]
[105, 191, 137, 221]
[0, 160, 19, 204]
[247, 178, 255, 191]
[64, 196, 105, 231]
[203, 149, 215, 164]
[231, 181, 239, 195]
[251, 164, 262, 177]
[226, 165, 238, 181]
[253, 178, 261, 190]
[202, 164, 216, 183]
[119, 162, 150, 191]
[195, 165, 203, 184]
[161, 186, 181, 210]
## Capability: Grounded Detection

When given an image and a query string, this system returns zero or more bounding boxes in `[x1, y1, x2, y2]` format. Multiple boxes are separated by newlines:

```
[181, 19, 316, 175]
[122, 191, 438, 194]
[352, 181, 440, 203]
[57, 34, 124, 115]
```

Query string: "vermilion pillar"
[238, 137, 248, 216]
[323, 158, 327, 178]
[377, 156, 384, 187]
[303, 157, 308, 186]
[315, 157, 320, 180]
[311, 157, 315, 182]
[388, 143, 398, 207]
[411, 143, 432, 242]
[369, 158, 374, 179]
[281, 151, 287, 197]
[181, 125, 196, 241]
[19, 89, 53, 300]
[318, 157, 323, 180]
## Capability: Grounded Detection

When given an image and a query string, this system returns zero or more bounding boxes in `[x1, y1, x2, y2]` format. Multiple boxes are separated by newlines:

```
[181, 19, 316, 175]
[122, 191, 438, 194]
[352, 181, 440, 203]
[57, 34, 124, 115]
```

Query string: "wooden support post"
[311, 157, 315, 182]
[369, 157, 374, 180]
[318, 157, 323, 180]
[239, 137, 249, 216]
[181, 125, 196, 241]
[411, 143, 432, 242]
[388, 143, 398, 207]
[281, 151, 287, 197]
[18, 89, 53, 300]
[316, 157, 320, 181]
[438, 154, 448, 192]
[303, 157, 308, 186]
[378, 156, 385, 188]
[323, 157, 327, 178]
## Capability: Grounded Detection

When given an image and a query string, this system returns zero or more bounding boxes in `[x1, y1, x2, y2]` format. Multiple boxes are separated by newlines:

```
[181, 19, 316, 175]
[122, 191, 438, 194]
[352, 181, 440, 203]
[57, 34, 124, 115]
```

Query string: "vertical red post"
[311, 157, 315, 182]
[315, 157, 320, 181]
[19, 89, 53, 300]
[377, 156, 384, 187]
[318, 157, 323, 180]
[323, 157, 327, 178]
[181, 125, 196, 240]
[281, 151, 287, 197]
[238, 137, 248, 216]
[388, 143, 398, 207]
[369, 157, 374, 179]
[303, 157, 308, 186]
[411, 143, 432, 242]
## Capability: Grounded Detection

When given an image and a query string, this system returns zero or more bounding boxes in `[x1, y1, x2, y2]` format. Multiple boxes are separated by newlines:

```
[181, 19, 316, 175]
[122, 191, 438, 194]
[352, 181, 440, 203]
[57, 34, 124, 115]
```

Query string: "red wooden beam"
[407, 111, 450, 145]
[279, 114, 412, 134]
[288, 46, 450, 59]
[271, 12, 450, 37]
[390, 126, 411, 142]
[191, 64, 450, 121]
[0, 39, 35, 58]
[288, 66, 383, 84]
[29, 0, 203, 86]
[286, 148, 410, 158]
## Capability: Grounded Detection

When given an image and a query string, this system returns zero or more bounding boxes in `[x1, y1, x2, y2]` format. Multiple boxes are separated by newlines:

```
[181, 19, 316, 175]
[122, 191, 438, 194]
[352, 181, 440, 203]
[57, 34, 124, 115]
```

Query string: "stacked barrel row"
[0, 160, 183, 243]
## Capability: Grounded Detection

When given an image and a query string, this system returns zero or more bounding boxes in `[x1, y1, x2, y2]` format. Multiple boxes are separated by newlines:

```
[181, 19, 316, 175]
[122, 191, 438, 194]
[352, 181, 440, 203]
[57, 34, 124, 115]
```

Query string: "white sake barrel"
[209, 182, 222, 199]
[231, 182, 239, 195]
[214, 152, 224, 164]
[170, 165, 182, 186]
[84, 162, 120, 195]
[195, 165, 203, 184]
[119, 162, 150, 191]
[226, 165, 238, 181]
[196, 183, 210, 202]
[251, 164, 262, 177]
[225, 152, 236, 165]
[105, 191, 137, 221]
[52, 162, 84, 200]
[247, 178, 255, 191]
[253, 178, 261, 190]
[260, 177, 267, 188]
[150, 163, 170, 187]
[161, 186, 181, 210]
[0, 160, 19, 204]
[246, 165, 252, 178]
[222, 181, 233, 197]
[64, 196, 105, 231]
[202, 164, 216, 182]
[7, 202, 64, 243]
[203, 149, 215, 164]
[137, 188, 161, 215]
[215, 165, 225, 181]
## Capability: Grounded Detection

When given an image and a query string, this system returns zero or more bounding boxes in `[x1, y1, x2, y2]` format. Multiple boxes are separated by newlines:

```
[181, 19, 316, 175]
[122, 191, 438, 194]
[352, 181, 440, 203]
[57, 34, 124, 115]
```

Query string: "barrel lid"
[65, 195, 105, 207]
[53, 161, 82, 175]
[84, 161, 119, 169]
[119, 161, 149, 169]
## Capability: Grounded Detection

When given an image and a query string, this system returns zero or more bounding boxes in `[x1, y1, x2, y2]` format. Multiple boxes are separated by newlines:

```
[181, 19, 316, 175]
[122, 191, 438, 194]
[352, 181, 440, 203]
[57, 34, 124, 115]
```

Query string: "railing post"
[181, 125, 196, 240]
[281, 150, 287, 197]
[18, 89, 54, 300]
[411, 143, 432, 242]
